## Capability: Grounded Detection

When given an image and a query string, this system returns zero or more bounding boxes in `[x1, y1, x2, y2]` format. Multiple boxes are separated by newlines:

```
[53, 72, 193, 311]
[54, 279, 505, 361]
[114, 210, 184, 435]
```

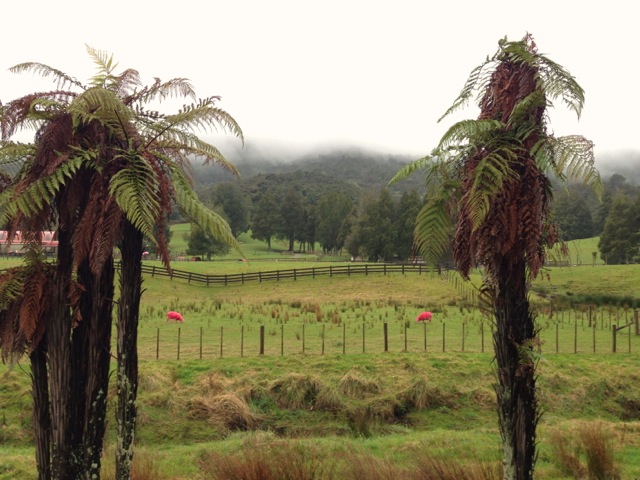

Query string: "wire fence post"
[156, 327, 160, 360]
[260, 325, 265, 355]
[383, 323, 388, 352]
[177, 327, 181, 360]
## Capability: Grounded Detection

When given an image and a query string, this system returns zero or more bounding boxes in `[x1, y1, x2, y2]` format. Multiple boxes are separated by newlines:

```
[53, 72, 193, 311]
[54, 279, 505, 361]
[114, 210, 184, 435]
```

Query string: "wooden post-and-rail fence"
[127, 262, 436, 286]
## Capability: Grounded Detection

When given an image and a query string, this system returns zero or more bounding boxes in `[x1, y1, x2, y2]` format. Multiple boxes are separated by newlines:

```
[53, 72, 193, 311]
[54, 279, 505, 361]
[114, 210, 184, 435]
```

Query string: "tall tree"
[211, 182, 251, 237]
[250, 191, 280, 249]
[598, 193, 640, 264]
[394, 190, 422, 260]
[0, 47, 242, 479]
[316, 191, 353, 254]
[278, 187, 305, 252]
[391, 35, 601, 480]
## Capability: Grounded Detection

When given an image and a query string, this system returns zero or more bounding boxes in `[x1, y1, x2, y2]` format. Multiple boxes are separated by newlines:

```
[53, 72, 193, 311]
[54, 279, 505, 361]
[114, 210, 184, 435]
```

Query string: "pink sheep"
[415, 311, 432, 323]
[166, 311, 184, 323]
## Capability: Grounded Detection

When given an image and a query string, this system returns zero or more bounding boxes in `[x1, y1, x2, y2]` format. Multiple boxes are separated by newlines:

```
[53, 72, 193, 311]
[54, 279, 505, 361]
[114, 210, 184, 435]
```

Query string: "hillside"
[192, 144, 426, 197]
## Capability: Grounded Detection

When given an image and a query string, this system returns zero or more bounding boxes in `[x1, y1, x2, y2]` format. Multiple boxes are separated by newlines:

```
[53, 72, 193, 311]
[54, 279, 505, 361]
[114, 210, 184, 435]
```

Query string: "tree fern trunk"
[493, 259, 538, 480]
[74, 257, 115, 479]
[48, 228, 76, 479]
[30, 338, 51, 480]
[116, 221, 143, 480]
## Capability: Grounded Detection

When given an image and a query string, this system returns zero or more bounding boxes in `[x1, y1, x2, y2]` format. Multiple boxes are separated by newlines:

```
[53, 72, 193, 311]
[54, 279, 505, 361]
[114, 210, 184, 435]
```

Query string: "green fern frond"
[0, 153, 86, 225]
[169, 162, 242, 256]
[388, 155, 432, 186]
[537, 56, 585, 118]
[548, 135, 602, 198]
[85, 45, 118, 88]
[142, 124, 241, 175]
[466, 148, 519, 229]
[507, 91, 546, 128]
[437, 119, 503, 150]
[108, 152, 160, 241]
[68, 87, 133, 133]
[414, 195, 454, 266]
[439, 62, 490, 122]
[130, 77, 196, 105]
[162, 102, 244, 143]
[9, 62, 85, 90]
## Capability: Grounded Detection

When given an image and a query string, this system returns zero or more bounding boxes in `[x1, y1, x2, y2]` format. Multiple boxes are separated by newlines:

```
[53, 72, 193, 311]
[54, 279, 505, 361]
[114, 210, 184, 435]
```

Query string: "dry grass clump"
[198, 440, 335, 479]
[399, 376, 455, 410]
[138, 366, 177, 393]
[549, 421, 621, 480]
[314, 385, 346, 412]
[338, 371, 381, 398]
[198, 441, 500, 480]
[411, 451, 501, 480]
[269, 373, 322, 409]
[197, 371, 231, 396]
[101, 449, 167, 480]
[188, 393, 257, 431]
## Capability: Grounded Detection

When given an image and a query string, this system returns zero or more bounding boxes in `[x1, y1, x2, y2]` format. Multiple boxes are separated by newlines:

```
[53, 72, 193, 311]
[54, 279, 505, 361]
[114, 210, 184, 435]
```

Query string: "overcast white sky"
[2, 1, 638, 163]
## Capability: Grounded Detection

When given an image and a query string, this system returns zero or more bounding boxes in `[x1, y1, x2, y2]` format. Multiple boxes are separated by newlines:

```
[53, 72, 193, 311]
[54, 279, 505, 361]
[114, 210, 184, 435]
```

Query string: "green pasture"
[1, 235, 640, 479]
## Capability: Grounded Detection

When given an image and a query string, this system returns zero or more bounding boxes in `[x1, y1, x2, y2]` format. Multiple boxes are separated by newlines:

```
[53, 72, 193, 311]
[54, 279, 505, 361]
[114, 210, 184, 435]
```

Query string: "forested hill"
[191, 144, 426, 195]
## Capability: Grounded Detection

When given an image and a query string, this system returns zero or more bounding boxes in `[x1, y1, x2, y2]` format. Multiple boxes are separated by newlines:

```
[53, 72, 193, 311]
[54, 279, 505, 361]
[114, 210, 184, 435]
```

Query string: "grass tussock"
[188, 393, 257, 431]
[549, 421, 621, 480]
[101, 449, 166, 480]
[338, 370, 381, 398]
[197, 440, 500, 480]
[411, 450, 501, 480]
[269, 373, 322, 409]
[198, 439, 334, 480]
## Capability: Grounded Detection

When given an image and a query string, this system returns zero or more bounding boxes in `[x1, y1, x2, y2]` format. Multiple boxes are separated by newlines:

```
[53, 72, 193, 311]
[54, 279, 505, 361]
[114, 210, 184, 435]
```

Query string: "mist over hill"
[596, 150, 640, 184]
[191, 140, 426, 195]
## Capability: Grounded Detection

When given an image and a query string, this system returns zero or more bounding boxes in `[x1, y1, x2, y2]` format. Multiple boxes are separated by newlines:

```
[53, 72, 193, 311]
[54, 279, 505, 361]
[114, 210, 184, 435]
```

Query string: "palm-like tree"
[0, 46, 243, 479]
[391, 34, 601, 480]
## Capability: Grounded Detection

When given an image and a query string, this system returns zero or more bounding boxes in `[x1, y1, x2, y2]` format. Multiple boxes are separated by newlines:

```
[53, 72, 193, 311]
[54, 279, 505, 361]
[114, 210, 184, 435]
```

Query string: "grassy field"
[1, 235, 640, 479]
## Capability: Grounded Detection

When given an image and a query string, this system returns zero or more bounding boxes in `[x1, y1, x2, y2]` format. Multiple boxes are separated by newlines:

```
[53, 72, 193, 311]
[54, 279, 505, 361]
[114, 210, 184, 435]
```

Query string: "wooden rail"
[131, 262, 436, 286]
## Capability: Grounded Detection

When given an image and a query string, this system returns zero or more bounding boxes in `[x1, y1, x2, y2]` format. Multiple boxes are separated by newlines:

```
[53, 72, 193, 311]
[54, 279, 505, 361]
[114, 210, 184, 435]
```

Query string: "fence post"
[383, 323, 388, 352]
[462, 323, 465, 352]
[574, 321, 578, 354]
[481, 322, 484, 353]
[322, 324, 325, 355]
[241, 325, 244, 357]
[302, 324, 305, 354]
[635, 309, 639, 336]
[177, 327, 181, 360]
[556, 323, 559, 353]
[362, 322, 365, 353]
[281, 325, 284, 356]
[343, 323, 346, 354]
[593, 324, 596, 353]
[442, 323, 446, 352]
[260, 325, 265, 355]
[423, 322, 427, 352]
[156, 327, 160, 360]
[612, 324, 617, 353]
[220, 326, 223, 358]
[404, 322, 407, 352]
[199, 327, 203, 359]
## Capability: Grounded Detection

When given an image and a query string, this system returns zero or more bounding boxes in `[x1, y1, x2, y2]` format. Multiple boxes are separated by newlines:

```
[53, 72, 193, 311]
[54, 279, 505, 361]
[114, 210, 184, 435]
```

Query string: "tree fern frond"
[169, 162, 242, 256]
[161, 101, 244, 143]
[537, 56, 585, 118]
[85, 45, 118, 88]
[466, 148, 520, 229]
[414, 195, 454, 266]
[108, 152, 160, 241]
[548, 135, 602, 198]
[9, 63, 85, 90]
[437, 119, 503, 150]
[439, 62, 491, 122]
[507, 91, 546, 129]
[128, 77, 196, 105]
[388, 155, 432, 185]
[68, 87, 133, 134]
